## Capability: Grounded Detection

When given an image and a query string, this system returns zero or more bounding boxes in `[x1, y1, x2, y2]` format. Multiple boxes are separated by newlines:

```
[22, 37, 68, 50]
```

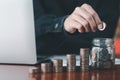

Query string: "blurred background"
[114, 17, 120, 57]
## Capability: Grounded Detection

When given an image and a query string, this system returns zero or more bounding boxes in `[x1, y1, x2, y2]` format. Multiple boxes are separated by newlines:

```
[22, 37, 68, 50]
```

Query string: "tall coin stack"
[66, 54, 76, 72]
[52, 59, 63, 72]
[80, 48, 90, 71]
[41, 63, 52, 73]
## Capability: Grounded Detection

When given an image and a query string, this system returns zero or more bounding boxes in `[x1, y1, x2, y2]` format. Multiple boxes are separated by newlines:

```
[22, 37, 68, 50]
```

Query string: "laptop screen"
[0, 0, 37, 64]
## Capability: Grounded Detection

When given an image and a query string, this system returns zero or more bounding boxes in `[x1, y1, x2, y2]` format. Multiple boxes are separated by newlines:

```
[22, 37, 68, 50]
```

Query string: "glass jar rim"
[92, 38, 114, 46]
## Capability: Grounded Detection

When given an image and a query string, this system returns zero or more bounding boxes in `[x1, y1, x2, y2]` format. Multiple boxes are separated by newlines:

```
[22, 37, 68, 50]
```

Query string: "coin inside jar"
[91, 38, 115, 70]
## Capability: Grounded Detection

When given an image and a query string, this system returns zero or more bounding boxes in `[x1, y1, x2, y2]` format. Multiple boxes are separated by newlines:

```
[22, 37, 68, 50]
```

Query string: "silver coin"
[98, 22, 106, 31]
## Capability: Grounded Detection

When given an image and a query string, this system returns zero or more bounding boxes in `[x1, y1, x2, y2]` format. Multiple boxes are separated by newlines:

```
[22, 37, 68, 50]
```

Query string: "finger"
[78, 26, 85, 33]
[74, 7, 97, 32]
[71, 14, 90, 32]
[81, 4, 103, 29]
[64, 17, 76, 33]
[69, 19, 83, 33]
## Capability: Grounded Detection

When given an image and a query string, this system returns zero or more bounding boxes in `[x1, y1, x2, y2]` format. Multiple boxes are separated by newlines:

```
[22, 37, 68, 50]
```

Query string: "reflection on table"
[31, 65, 120, 80]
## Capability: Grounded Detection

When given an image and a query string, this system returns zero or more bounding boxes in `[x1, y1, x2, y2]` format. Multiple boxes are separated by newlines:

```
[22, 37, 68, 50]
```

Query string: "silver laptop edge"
[0, 0, 37, 65]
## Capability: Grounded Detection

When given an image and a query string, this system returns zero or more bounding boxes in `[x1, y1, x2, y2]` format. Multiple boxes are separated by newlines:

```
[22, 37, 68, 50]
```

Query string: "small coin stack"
[29, 67, 38, 74]
[80, 48, 90, 71]
[66, 54, 76, 72]
[52, 59, 63, 72]
[41, 63, 52, 73]
[29, 67, 39, 78]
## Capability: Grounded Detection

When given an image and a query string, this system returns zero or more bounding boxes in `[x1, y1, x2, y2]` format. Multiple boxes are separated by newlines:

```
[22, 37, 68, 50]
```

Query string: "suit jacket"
[33, 0, 119, 55]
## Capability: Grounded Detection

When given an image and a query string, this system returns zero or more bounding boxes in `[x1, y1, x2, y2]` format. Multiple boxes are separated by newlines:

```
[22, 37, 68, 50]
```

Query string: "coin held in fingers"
[98, 22, 106, 31]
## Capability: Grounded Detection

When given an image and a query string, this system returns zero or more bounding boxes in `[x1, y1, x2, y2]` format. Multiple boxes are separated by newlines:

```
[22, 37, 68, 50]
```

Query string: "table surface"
[1, 65, 120, 80]
[35, 65, 120, 80]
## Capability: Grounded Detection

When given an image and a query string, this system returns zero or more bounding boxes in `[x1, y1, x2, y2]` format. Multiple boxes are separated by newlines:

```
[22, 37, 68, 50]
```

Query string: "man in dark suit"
[33, 0, 119, 56]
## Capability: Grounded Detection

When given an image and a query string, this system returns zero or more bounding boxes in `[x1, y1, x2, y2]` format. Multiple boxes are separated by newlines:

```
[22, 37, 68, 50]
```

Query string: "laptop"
[0, 0, 38, 65]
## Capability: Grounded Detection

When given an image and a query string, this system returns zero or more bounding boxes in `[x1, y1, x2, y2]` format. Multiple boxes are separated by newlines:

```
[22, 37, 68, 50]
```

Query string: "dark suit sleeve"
[33, 0, 68, 37]
[33, 0, 119, 38]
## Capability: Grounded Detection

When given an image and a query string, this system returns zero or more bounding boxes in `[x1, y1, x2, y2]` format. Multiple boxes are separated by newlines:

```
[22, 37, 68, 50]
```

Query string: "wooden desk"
[0, 65, 120, 80]
[0, 65, 35, 80]
[32, 65, 120, 80]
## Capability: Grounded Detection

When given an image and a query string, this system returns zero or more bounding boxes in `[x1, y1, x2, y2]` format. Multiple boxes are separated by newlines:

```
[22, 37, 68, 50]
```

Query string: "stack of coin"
[29, 67, 39, 78]
[29, 67, 39, 74]
[80, 48, 90, 71]
[41, 63, 52, 73]
[52, 59, 63, 72]
[66, 54, 76, 72]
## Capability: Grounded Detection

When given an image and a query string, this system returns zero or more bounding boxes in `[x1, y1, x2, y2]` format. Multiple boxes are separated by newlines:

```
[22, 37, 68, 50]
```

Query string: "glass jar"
[91, 38, 115, 70]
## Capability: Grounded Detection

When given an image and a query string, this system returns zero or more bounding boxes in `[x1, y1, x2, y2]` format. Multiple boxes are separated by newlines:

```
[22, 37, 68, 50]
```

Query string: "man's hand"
[64, 3, 104, 34]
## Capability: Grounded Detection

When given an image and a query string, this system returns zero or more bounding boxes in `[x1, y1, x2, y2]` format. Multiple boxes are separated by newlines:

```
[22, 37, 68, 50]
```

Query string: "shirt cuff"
[52, 15, 68, 32]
